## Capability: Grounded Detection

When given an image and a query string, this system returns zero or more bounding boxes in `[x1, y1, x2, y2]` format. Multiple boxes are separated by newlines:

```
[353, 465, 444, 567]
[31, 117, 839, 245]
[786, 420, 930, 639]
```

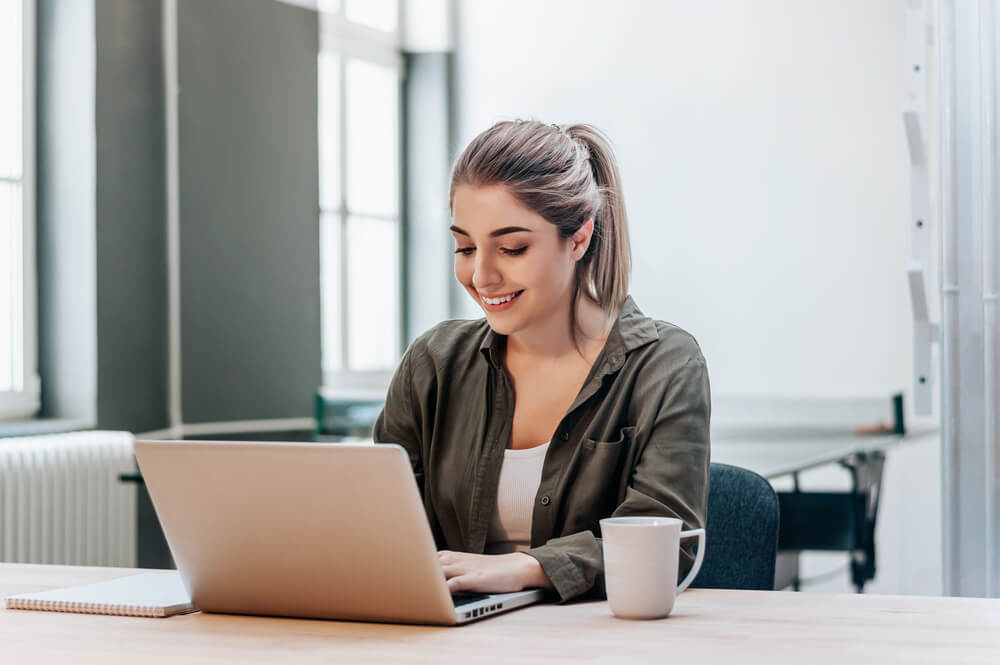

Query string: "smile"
[479, 289, 524, 308]
[481, 291, 523, 305]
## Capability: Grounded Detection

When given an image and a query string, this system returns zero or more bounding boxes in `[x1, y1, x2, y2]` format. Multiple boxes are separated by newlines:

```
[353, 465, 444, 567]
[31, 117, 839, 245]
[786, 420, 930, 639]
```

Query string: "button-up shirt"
[373, 296, 711, 601]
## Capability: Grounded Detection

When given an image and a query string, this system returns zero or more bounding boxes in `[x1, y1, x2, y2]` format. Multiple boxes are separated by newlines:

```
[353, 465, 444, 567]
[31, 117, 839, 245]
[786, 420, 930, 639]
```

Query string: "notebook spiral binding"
[7, 598, 169, 617]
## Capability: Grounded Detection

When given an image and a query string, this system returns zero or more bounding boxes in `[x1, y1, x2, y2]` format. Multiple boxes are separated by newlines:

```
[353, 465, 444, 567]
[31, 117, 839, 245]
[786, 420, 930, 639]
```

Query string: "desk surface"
[2, 564, 998, 664]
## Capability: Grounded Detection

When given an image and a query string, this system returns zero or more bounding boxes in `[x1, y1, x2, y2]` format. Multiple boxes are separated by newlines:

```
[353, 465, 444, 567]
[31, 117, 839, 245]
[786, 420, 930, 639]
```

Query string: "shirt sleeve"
[372, 346, 426, 495]
[524, 354, 711, 602]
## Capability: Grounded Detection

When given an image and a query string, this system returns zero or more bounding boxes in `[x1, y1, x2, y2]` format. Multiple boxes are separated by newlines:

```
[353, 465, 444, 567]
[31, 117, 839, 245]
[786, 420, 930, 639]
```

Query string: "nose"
[472, 252, 501, 291]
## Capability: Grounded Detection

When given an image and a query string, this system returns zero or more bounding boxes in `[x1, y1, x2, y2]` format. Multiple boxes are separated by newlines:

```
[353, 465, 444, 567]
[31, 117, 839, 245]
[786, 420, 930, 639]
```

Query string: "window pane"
[0, 182, 19, 391]
[345, 0, 397, 33]
[318, 52, 340, 211]
[0, 0, 22, 179]
[346, 59, 398, 217]
[346, 216, 398, 371]
[317, 0, 341, 14]
[320, 211, 342, 373]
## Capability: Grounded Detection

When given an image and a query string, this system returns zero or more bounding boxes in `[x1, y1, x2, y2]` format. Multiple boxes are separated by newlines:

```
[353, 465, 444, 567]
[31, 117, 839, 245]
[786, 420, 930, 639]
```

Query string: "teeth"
[483, 292, 518, 305]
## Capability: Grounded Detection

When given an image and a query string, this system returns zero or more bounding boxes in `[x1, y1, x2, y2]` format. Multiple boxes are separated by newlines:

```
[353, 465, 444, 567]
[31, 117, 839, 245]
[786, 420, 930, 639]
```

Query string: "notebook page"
[5, 572, 195, 617]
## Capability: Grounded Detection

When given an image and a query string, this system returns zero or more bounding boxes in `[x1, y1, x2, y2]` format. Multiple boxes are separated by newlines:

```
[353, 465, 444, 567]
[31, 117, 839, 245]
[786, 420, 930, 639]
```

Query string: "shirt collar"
[478, 295, 658, 370]
[480, 326, 505, 368]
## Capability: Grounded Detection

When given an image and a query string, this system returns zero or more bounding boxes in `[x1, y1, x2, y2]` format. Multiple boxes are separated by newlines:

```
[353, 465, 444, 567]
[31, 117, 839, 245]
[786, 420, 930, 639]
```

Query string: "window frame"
[0, 0, 40, 421]
[318, 1, 404, 392]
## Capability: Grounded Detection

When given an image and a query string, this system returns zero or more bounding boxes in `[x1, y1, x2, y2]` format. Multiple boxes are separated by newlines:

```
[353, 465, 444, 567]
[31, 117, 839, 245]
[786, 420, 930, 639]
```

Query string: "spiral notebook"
[5, 572, 196, 618]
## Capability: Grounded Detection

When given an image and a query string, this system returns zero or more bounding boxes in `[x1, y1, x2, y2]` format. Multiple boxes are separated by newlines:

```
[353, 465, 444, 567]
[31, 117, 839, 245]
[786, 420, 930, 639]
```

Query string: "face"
[451, 184, 593, 337]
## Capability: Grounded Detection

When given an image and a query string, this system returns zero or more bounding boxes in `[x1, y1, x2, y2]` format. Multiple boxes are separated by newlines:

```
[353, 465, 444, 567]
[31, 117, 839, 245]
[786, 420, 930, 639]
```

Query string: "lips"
[480, 290, 524, 312]
[481, 291, 521, 305]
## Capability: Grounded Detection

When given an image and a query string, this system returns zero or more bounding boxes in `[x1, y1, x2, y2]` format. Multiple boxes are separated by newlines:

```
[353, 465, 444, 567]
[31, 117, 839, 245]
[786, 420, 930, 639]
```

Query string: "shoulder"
[633, 322, 707, 400]
[405, 318, 493, 369]
[617, 312, 710, 420]
[618, 299, 706, 371]
[616, 302, 708, 403]
[649, 320, 706, 369]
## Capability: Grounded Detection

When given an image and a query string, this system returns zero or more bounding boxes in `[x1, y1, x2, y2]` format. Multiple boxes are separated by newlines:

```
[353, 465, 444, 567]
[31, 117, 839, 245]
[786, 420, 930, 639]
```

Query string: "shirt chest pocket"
[561, 426, 636, 532]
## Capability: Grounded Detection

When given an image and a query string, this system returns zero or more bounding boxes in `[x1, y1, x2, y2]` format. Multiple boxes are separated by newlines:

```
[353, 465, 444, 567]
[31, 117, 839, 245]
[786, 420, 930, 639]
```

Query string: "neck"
[506, 292, 615, 365]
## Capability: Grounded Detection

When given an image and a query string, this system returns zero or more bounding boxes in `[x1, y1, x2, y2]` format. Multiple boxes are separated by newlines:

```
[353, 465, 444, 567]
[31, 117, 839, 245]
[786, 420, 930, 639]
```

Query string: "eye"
[501, 246, 528, 256]
[454, 247, 475, 256]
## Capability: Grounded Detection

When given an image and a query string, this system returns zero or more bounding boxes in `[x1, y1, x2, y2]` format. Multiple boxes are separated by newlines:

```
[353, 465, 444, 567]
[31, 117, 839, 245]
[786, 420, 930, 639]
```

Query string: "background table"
[710, 394, 934, 592]
[2, 564, 998, 664]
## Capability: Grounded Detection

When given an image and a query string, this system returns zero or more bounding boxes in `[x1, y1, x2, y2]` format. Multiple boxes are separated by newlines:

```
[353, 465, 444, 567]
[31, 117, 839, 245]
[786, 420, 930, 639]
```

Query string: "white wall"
[454, 0, 941, 595]
[455, 0, 912, 401]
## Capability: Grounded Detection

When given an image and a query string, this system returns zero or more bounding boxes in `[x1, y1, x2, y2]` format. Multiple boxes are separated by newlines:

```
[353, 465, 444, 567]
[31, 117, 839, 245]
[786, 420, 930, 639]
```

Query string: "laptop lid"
[135, 440, 468, 624]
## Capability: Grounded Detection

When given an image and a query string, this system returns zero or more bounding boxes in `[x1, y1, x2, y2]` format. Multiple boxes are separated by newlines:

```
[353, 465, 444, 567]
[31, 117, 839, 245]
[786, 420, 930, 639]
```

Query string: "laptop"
[133, 440, 544, 625]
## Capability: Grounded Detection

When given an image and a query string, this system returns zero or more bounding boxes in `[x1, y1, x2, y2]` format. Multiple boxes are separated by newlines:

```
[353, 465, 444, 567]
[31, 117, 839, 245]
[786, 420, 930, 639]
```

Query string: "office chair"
[690, 463, 780, 590]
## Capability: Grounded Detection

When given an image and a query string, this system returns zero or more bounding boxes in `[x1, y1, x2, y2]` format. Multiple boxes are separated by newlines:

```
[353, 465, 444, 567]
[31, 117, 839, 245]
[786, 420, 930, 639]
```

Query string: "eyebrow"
[449, 225, 534, 238]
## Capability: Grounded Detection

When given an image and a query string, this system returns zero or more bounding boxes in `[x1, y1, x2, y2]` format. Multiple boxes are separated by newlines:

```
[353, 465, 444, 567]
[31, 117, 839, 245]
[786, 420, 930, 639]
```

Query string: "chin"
[466, 288, 530, 334]
[484, 302, 538, 336]
[482, 315, 520, 336]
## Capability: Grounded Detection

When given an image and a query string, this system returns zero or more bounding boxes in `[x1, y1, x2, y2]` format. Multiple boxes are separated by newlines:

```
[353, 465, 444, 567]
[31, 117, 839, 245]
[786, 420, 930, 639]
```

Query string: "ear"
[570, 219, 595, 261]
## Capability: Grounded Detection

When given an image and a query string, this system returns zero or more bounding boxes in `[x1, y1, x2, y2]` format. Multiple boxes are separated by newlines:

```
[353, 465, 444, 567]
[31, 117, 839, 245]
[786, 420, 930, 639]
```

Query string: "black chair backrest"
[691, 462, 780, 590]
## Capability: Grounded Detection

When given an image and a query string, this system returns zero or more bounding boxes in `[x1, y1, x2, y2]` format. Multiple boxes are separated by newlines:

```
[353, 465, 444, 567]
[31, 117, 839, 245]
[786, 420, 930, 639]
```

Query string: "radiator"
[0, 430, 137, 567]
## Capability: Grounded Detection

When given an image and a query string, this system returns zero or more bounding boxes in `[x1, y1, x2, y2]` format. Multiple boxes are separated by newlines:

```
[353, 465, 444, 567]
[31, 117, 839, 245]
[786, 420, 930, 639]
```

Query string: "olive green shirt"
[373, 296, 711, 602]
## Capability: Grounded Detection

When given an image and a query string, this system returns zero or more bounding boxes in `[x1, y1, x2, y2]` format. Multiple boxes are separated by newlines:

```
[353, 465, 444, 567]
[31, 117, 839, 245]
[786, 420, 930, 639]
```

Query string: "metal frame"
[905, 0, 937, 417]
[935, 0, 962, 597]
[318, 1, 403, 390]
[163, 0, 182, 436]
[935, 0, 1000, 598]
[777, 450, 886, 593]
[0, 0, 40, 420]
[973, 0, 998, 598]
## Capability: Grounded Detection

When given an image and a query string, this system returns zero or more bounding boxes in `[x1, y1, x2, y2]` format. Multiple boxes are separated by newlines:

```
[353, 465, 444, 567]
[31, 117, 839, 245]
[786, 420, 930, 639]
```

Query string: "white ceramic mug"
[599, 516, 706, 619]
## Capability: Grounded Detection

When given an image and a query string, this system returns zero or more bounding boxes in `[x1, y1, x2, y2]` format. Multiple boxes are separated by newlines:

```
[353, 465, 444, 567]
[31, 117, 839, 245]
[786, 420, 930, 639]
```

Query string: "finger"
[440, 563, 462, 579]
[446, 575, 472, 594]
[438, 550, 456, 564]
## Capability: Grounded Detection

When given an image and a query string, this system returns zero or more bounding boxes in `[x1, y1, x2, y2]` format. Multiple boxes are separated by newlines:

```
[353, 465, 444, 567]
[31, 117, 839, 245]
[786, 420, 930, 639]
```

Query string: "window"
[0, 0, 38, 420]
[318, 0, 402, 389]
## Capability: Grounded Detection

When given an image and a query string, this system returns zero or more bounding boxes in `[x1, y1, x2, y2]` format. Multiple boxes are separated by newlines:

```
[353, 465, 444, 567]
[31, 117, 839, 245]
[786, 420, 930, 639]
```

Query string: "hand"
[438, 550, 553, 594]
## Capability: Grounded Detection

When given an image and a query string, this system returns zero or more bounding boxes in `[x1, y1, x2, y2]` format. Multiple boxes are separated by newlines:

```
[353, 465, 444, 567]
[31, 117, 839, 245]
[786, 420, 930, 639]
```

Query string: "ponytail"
[564, 124, 631, 317]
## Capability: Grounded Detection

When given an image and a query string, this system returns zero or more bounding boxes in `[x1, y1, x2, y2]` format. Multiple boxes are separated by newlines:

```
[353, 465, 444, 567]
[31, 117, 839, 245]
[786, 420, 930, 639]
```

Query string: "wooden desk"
[2, 564, 998, 664]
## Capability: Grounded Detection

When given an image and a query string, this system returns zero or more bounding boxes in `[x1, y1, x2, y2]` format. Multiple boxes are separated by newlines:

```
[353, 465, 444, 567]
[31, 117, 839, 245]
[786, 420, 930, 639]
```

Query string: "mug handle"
[675, 528, 706, 594]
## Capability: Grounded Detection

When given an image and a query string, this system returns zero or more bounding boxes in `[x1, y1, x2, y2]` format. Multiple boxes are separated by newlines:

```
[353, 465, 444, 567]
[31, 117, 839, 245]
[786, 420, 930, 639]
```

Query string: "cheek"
[455, 258, 473, 285]
[526, 254, 573, 288]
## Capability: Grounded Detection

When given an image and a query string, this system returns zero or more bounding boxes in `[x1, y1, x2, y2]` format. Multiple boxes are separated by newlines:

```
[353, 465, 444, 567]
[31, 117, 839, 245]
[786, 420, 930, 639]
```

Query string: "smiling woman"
[373, 120, 711, 602]
[450, 186, 580, 329]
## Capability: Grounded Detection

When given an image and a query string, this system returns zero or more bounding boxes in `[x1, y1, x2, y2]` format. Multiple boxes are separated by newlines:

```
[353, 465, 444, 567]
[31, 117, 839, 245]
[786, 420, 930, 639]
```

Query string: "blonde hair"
[449, 120, 631, 322]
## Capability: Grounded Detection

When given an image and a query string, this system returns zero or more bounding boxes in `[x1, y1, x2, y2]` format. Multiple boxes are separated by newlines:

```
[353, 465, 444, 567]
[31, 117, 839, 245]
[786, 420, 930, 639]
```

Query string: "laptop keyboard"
[451, 591, 491, 607]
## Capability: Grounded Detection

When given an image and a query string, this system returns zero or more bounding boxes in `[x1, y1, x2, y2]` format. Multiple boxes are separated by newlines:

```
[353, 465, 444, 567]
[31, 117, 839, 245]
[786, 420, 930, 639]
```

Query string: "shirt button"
[540, 496, 551, 506]
[559, 431, 570, 441]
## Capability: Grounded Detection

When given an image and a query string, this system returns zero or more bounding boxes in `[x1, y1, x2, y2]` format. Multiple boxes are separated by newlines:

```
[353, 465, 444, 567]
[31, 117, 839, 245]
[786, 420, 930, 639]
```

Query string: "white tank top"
[485, 442, 550, 554]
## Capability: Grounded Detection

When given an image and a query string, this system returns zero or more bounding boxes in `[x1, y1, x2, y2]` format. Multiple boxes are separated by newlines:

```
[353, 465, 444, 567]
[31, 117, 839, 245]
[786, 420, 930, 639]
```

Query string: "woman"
[373, 120, 710, 602]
